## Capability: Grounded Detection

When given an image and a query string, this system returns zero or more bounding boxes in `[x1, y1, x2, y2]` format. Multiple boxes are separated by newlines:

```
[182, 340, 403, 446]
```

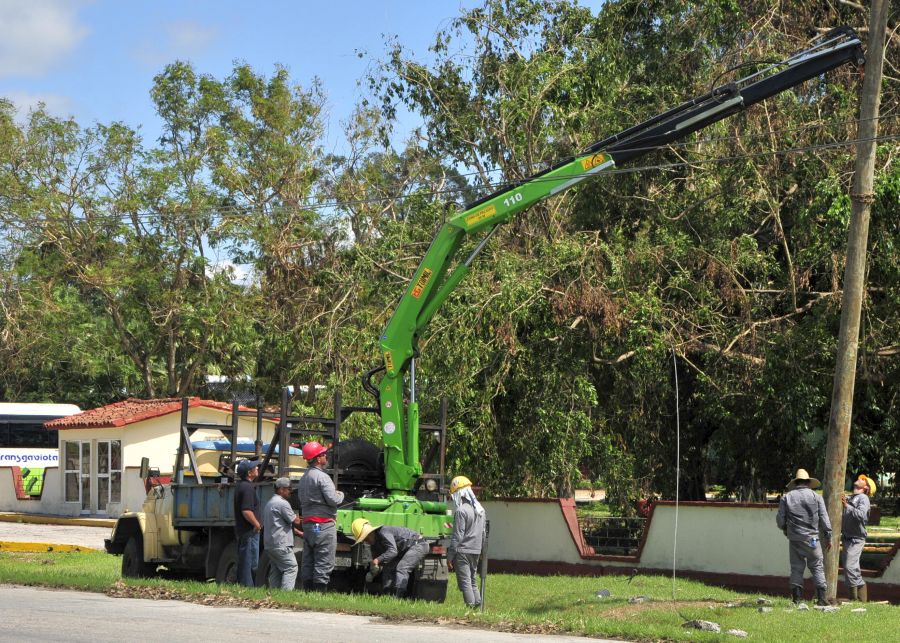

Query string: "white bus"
[0, 403, 82, 448]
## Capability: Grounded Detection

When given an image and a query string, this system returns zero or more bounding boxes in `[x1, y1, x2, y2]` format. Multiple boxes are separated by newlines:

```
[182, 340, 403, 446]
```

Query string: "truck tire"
[122, 535, 151, 578]
[215, 541, 238, 584]
[333, 439, 384, 500]
[410, 577, 448, 602]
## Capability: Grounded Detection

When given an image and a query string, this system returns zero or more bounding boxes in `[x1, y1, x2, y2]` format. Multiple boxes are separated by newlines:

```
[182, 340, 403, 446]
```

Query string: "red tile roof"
[44, 398, 262, 430]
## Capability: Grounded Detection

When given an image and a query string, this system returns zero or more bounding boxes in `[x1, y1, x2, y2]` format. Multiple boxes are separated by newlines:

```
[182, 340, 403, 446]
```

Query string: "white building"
[0, 397, 278, 517]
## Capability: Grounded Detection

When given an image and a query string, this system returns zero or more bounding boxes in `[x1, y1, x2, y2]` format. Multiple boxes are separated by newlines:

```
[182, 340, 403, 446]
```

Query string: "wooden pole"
[822, 0, 890, 602]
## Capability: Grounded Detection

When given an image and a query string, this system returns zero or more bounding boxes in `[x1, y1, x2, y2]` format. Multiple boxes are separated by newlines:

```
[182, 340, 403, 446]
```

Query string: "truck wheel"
[215, 541, 238, 584]
[122, 535, 151, 578]
[255, 550, 272, 587]
[410, 577, 448, 602]
[256, 549, 303, 589]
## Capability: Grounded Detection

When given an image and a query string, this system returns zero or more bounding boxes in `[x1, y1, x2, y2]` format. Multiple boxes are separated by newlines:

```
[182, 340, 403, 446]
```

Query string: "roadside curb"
[0, 541, 95, 553]
[0, 513, 115, 528]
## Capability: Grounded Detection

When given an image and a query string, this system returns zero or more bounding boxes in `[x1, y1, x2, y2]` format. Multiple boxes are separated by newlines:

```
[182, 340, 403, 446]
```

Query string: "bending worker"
[297, 441, 344, 592]
[447, 475, 486, 608]
[776, 468, 832, 606]
[842, 474, 875, 602]
[352, 518, 430, 598]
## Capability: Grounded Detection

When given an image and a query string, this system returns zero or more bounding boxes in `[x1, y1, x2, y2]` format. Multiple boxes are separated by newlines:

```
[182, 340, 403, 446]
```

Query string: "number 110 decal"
[502, 192, 523, 208]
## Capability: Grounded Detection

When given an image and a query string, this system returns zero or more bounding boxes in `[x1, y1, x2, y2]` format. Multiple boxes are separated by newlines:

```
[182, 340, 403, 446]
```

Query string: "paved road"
[0, 585, 615, 642]
[0, 521, 110, 550]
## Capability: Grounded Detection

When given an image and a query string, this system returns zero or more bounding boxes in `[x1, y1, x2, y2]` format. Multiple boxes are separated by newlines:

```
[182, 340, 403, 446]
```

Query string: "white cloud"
[134, 20, 216, 68]
[0, 0, 90, 78]
[3, 89, 74, 121]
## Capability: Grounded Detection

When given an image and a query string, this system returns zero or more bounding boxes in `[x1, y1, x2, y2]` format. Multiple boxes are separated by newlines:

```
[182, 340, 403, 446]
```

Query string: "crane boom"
[373, 27, 864, 495]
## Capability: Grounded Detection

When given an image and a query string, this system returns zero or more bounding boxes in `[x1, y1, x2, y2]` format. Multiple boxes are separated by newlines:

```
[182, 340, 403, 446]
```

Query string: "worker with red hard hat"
[297, 440, 344, 591]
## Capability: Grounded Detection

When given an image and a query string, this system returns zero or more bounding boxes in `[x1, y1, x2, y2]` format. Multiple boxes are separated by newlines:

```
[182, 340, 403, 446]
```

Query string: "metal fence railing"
[579, 516, 647, 556]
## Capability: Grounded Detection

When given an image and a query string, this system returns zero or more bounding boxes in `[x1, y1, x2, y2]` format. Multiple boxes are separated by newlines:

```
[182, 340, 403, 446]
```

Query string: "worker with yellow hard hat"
[351, 518, 429, 598]
[841, 474, 876, 602]
[447, 475, 486, 608]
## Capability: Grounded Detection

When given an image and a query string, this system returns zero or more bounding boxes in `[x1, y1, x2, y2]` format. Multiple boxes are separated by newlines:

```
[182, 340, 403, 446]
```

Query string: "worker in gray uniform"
[262, 477, 302, 590]
[842, 474, 875, 602]
[447, 475, 486, 608]
[352, 518, 430, 598]
[297, 441, 344, 592]
[776, 468, 833, 606]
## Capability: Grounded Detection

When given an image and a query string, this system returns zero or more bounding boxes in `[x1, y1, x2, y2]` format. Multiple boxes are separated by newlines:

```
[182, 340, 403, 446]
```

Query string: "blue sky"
[0, 1, 481, 151]
[0, 1, 601, 153]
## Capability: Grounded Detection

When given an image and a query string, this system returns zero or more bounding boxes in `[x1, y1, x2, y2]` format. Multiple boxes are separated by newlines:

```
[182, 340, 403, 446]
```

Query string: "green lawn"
[1, 550, 897, 642]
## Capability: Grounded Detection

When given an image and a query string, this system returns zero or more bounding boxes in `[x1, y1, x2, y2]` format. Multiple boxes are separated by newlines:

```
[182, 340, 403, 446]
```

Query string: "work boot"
[858, 584, 868, 603]
[393, 586, 408, 599]
[849, 585, 859, 601]
[815, 586, 829, 606]
[791, 585, 803, 605]
[312, 582, 328, 593]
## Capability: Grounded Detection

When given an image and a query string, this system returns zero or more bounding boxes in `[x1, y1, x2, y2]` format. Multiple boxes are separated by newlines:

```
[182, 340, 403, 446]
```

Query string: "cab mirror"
[140, 457, 150, 479]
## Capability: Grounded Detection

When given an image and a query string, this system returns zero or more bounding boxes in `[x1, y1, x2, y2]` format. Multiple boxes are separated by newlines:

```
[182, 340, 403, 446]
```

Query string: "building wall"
[4, 406, 278, 518]
[481, 499, 900, 601]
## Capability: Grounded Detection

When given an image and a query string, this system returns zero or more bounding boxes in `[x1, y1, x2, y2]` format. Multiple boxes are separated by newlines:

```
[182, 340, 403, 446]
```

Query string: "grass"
[1, 550, 898, 642]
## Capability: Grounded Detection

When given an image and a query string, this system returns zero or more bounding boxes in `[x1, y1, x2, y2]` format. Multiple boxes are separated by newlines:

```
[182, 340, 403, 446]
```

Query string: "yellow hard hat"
[449, 475, 472, 495]
[351, 518, 380, 545]
[857, 474, 877, 496]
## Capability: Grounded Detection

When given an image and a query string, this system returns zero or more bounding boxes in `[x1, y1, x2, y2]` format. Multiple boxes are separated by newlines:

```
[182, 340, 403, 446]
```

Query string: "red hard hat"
[302, 441, 328, 461]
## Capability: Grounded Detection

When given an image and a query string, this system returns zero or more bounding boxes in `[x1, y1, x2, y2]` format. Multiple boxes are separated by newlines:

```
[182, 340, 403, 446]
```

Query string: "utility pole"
[822, 0, 890, 602]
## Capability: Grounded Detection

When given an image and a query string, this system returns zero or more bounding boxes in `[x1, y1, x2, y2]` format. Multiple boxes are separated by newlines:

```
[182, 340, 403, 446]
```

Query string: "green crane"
[368, 27, 864, 497]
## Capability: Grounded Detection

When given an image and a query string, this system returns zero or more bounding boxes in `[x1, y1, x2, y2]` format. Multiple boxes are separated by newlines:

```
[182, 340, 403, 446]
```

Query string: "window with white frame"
[64, 440, 91, 511]
[97, 440, 122, 511]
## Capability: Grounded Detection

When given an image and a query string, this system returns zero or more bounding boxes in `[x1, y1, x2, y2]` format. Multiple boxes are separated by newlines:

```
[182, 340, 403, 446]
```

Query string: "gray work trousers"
[454, 551, 482, 606]
[382, 540, 430, 596]
[789, 538, 826, 589]
[267, 544, 298, 590]
[841, 537, 865, 588]
[301, 521, 337, 586]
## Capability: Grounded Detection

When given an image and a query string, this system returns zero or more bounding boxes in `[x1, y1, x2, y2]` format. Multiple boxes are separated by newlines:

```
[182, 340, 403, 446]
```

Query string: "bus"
[0, 403, 82, 448]
[0, 403, 81, 499]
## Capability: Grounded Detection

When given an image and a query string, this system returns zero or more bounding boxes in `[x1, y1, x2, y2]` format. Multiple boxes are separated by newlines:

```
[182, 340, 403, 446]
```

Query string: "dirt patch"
[601, 599, 727, 620]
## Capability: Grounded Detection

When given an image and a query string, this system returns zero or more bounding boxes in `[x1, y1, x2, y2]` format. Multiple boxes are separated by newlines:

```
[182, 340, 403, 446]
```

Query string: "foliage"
[1, 1, 898, 499]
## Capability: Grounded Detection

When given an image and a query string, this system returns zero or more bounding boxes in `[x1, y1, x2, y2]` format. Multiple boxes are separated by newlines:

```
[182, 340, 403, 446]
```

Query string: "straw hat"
[351, 518, 381, 545]
[787, 468, 821, 490]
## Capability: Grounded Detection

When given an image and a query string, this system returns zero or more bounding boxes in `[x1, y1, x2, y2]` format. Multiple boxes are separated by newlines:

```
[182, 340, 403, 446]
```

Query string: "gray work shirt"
[842, 492, 870, 540]
[448, 501, 485, 557]
[263, 493, 297, 550]
[297, 465, 344, 520]
[372, 526, 425, 567]
[776, 486, 833, 543]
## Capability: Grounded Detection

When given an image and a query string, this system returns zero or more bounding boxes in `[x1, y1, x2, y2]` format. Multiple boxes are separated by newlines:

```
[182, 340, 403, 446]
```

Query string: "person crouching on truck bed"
[234, 458, 262, 587]
[447, 475, 486, 608]
[842, 474, 876, 602]
[263, 477, 302, 590]
[776, 468, 833, 606]
[297, 441, 344, 592]
[351, 519, 430, 598]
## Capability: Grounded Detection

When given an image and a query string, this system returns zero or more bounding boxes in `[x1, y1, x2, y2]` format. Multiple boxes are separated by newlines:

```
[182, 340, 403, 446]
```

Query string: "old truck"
[106, 27, 864, 600]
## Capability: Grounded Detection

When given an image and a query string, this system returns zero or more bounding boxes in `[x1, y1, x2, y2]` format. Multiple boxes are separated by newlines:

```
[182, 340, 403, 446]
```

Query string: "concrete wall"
[482, 498, 900, 601]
